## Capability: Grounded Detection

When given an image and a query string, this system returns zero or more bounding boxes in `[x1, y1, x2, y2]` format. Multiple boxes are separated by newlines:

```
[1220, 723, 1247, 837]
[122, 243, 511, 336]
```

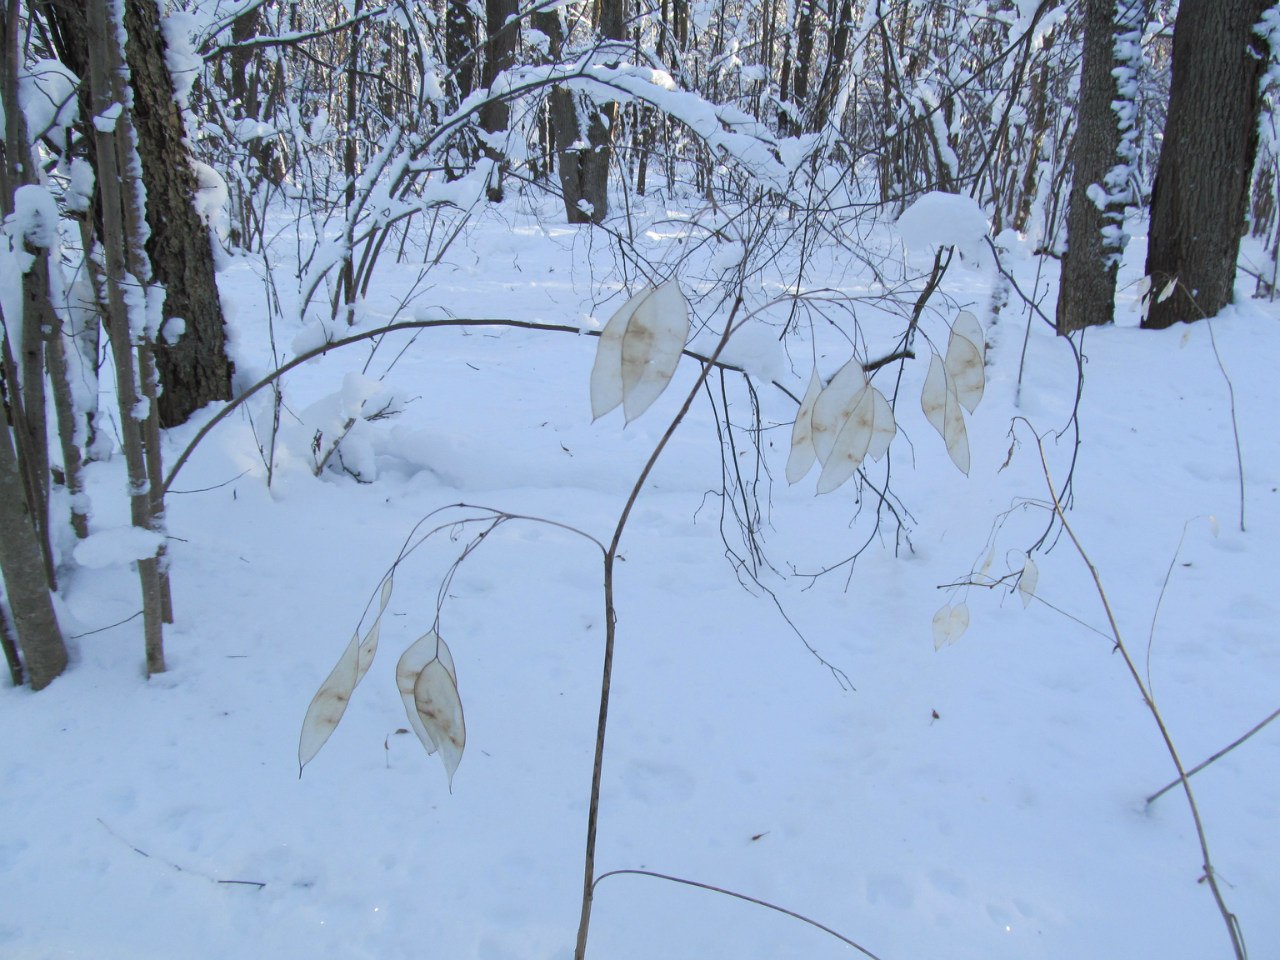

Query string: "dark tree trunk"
[0, 0, 67, 690]
[538, 0, 625, 223]
[87, 0, 170, 673]
[480, 0, 518, 136]
[124, 0, 233, 425]
[791, 0, 816, 133]
[809, 0, 853, 132]
[446, 0, 477, 102]
[0, 415, 67, 690]
[1056, 0, 1130, 334]
[671, 0, 688, 50]
[227, 2, 283, 192]
[3, 1, 69, 585]
[1010, 43, 1053, 234]
[479, 0, 519, 200]
[1144, 0, 1270, 329]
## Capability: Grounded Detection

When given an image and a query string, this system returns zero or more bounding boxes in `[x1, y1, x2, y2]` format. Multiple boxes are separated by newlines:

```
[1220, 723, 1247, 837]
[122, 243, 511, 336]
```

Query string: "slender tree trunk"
[1011, 45, 1053, 233]
[1144, 0, 1271, 328]
[539, 0, 625, 223]
[480, 0, 519, 200]
[0, 415, 67, 690]
[9, 7, 91, 546]
[124, 0, 233, 425]
[634, 105, 655, 195]
[87, 0, 168, 675]
[809, 0, 853, 132]
[446, 0, 477, 102]
[791, 0, 817, 134]
[1056, 0, 1141, 334]
[338, 0, 362, 323]
[1, 1, 58, 588]
[44, 292, 90, 541]
[0, 7, 69, 683]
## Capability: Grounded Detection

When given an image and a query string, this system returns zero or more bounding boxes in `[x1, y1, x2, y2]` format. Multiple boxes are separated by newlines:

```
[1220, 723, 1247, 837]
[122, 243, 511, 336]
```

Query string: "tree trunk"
[124, 0, 233, 425]
[480, 0, 519, 200]
[809, 0, 853, 133]
[0, 1, 68, 685]
[790, 0, 816, 134]
[446, 0, 477, 102]
[338, 0, 362, 323]
[0, 86, 44, 594]
[1144, 0, 1270, 329]
[1056, 0, 1140, 334]
[538, 0, 625, 223]
[0, 406, 67, 690]
[0, 598, 24, 687]
[87, 0, 169, 675]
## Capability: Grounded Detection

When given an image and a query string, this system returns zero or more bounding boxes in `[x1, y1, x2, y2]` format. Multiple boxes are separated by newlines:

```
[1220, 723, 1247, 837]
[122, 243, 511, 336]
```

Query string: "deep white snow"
[2, 197, 1278, 960]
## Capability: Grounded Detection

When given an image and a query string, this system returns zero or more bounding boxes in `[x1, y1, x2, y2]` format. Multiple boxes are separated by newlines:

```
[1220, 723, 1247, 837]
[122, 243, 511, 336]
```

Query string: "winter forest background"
[3, 1, 1280, 958]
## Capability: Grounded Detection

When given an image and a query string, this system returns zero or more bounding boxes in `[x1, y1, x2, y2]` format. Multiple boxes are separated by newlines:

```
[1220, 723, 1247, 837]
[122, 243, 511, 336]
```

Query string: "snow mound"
[896, 191, 989, 256]
[73, 526, 165, 569]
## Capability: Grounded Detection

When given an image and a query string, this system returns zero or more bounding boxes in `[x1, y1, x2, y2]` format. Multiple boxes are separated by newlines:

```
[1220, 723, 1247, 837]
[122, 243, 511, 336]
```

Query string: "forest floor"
[3, 193, 1279, 960]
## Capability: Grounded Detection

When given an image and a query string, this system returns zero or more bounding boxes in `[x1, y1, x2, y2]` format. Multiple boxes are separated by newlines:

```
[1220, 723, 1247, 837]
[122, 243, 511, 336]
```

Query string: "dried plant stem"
[1025, 422, 1246, 960]
[1158, 280, 1246, 532]
[574, 297, 743, 960]
[1146, 706, 1280, 807]
[1204, 320, 1245, 532]
[593, 869, 886, 960]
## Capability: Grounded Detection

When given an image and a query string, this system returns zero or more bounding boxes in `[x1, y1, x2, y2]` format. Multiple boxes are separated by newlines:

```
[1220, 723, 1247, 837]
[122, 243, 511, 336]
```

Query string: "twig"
[1204, 320, 1245, 532]
[593, 868, 887, 960]
[941, 573, 1113, 641]
[1146, 707, 1280, 806]
[575, 296, 744, 960]
[67, 610, 144, 640]
[96, 818, 266, 889]
[167, 470, 251, 495]
[1162, 280, 1246, 533]
[1144, 517, 1214, 694]
[162, 315, 879, 496]
[1023, 420, 1247, 960]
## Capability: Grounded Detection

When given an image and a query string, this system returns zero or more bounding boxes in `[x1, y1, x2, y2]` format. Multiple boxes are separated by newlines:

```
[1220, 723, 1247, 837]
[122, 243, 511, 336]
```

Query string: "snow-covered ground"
[3, 197, 1278, 960]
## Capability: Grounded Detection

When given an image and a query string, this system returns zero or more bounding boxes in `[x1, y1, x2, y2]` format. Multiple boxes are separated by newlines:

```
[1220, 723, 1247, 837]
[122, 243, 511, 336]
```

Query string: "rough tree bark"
[539, 0, 626, 223]
[2, 3, 54, 587]
[87, 0, 169, 675]
[0, 414, 67, 690]
[1056, 0, 1143, 334]
[1144, 0, 1271, 329]
[446, 0, 477, 103]
[809, 0, 853, 133]
[0, 599, 24, 687]
[480, 0, 519, 200]
[790, 0, 817, 134]
[0, 3, 68, 686]
[124, 0, 233, 425]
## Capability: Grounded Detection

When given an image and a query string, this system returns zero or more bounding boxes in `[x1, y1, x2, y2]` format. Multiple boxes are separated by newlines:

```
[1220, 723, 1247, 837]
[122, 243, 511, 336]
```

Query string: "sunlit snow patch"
[896, 191, 990, 266]
[73, 526, 165, 569]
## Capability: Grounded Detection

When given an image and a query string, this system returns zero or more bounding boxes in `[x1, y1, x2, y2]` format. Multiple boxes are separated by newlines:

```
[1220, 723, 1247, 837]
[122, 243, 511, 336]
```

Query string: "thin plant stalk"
[1146, 706, 1280, 807]
[1204, 319, 1245, 532]
[574, 295, 743, 960]
[593, 869, 886, 960]
[1026, 421, 1246, 960]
